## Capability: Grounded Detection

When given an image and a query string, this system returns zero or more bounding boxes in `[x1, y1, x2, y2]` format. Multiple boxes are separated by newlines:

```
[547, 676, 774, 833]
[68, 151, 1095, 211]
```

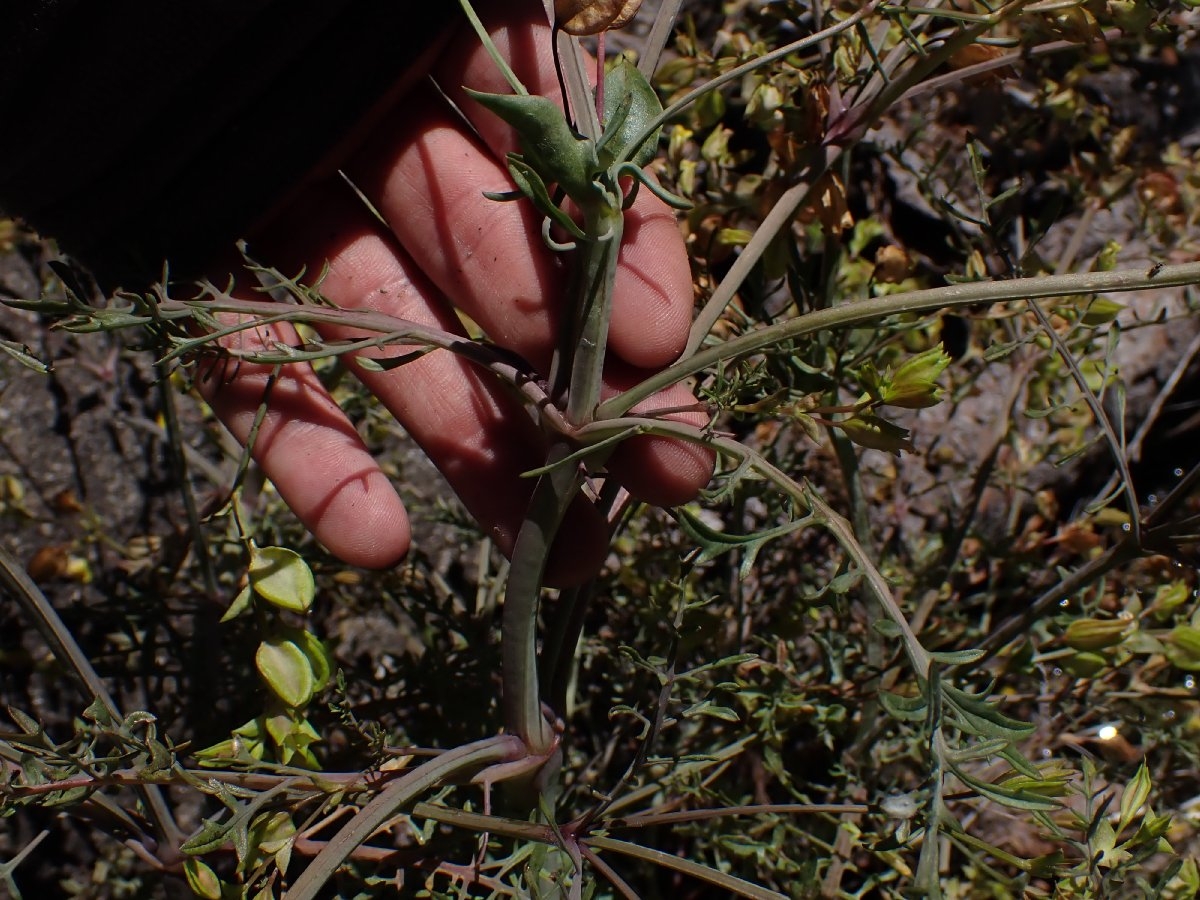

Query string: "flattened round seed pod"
[555, 0, 641, 36]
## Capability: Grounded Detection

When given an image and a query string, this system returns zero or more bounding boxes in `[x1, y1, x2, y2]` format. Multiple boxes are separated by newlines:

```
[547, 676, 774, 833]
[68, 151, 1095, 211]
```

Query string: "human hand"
[198, 4, 713, 586]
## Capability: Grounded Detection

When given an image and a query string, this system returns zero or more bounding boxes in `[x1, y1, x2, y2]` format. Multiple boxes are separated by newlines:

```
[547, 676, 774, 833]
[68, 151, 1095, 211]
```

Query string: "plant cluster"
[5, 0, 1200, 897]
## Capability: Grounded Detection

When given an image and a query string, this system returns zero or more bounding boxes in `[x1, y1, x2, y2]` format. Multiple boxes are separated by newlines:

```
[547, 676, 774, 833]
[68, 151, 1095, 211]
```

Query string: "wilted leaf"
[797, 170, 853, 235]
[555, 0, 641, 35]
[872, 244, 911, 283]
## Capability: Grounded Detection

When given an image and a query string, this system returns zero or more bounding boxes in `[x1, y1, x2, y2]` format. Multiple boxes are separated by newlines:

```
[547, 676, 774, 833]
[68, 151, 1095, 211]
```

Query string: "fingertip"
[304, 468, 413, 569]
[612, 434, 715, 508]
[604, 379, 715, 508]
[609, 191, 694, 369]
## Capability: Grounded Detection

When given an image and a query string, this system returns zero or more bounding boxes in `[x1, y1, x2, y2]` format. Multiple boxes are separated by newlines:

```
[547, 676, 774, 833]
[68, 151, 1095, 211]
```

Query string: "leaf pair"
[467, 56, 675, 250]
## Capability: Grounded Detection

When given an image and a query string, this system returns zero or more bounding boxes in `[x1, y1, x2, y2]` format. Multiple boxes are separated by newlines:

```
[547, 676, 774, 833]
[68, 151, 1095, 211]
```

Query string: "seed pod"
[555, 0, 641, 36]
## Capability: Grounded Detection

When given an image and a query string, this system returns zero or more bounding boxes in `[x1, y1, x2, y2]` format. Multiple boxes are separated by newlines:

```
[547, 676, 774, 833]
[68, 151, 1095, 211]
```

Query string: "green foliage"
[6, 1, 1200, 898]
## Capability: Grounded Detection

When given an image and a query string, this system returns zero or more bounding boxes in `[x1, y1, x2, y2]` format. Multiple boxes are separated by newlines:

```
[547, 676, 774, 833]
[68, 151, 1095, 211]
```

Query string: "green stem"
[1027, 298, 1140, 545]
[564, 200, 624, 425]
[502, 443, 581, 752]
[0, 546, 184, 852]
[585, 835, 786, 900]
[600, 261, 1200, 419]
[456, 0, 527, 95]
[286, 734, 525, 900]
[411, 801, 556, 843]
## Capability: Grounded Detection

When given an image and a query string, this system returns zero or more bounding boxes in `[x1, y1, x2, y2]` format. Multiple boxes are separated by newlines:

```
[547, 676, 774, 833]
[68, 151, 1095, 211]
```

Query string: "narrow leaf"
[1118, 761, 1151, 834]
[880, 690, 928, 722]
[951, 764, 1062, 812]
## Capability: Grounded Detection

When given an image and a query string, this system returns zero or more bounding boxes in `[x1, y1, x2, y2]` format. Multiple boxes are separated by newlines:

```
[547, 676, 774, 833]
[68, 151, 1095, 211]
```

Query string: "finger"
[250, 182, 608, 586]
[441, 5, 696, 368]
[347, 7, 693, 374]
[194, 316, 412, 569]
[602, 368, 715, 507]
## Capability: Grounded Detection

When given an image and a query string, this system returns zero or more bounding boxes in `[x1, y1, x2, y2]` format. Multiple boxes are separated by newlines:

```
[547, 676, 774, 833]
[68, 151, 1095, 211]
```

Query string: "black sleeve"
[0, 2, 459, 293]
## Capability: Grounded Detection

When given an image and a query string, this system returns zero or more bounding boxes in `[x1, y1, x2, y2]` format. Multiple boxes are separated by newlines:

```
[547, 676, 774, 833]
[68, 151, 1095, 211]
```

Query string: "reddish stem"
[596, 30, 606, 123]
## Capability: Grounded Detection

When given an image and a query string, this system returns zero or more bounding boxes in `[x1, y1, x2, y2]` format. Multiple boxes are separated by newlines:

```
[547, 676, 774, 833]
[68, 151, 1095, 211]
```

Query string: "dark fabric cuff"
[0, 2, 459, 293]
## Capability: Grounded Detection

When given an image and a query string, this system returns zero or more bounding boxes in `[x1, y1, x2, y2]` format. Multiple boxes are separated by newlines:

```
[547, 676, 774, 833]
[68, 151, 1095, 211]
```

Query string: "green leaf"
[951, 763, 1061, 812]
[999, 745, 1043, 780]
[7, 706, 42, 736]
[181, 817, 234, 856]
[682, 700, 740, 722]
[1063, 651, 1108, 678]
[943, 683, 1035, 741]
[0, 339, 51, 374]
[505, 155, 588, 240]
[353, 347, 434, 372]
[675, 506, 810, 581]
[880, 690, 928, 722]
[872, 619, 902, 638]
[838, 413, 914, 455]
[599, 56, 663, 169]
[464, 88, 601, 202]
[1091, 818, 1133, 868]
[183, 859, 223, 900]
[1064, 616, 1133, 651]
[828, 569, 863, 594]
[927, 648, 986, 666]
[290, 629, 333, 692]
[881, 345, 951, 409]
[220, 585, 254, 623]
[1119, 761, 1152, 834]
[1151, 580, 1190, 621]
[256, 638, 315, 708]
[249, 545, 315, 613]
[1080, 296, 1124, 326]
[1166, 625, 1200, 671]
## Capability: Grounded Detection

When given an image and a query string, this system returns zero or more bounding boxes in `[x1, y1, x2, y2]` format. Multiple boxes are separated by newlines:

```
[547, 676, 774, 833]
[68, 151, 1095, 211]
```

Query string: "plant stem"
[585, 835, 786, 899]
[456, 0, 527, 95]
[601, 261, 1200, 419]
[502, 442, 581, 752]
[621, 1, 884, 167]
[564, 201, 624, 425]
[0, 545, 184, 852]
[286, 734, 524, 900]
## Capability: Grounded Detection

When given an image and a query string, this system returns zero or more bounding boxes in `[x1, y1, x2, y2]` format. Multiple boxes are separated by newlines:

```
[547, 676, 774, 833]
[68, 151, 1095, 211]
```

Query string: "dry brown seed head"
[554, 0, 641, 36]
